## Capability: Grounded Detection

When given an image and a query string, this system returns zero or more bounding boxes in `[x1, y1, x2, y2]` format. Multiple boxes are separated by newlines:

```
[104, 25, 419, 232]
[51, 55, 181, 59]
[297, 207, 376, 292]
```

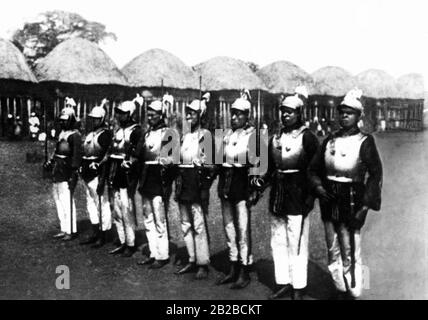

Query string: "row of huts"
[0, 37, 425, 136]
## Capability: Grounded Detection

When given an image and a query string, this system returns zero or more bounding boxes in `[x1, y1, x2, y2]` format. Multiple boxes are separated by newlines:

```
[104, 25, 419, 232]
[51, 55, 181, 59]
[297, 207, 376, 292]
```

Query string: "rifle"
[249, 90, 263, 207]
[42, 102, 52, 179]
[44, 102, 48, 162]
[256, 90, 261, 158]
[98, 194, 103, 233]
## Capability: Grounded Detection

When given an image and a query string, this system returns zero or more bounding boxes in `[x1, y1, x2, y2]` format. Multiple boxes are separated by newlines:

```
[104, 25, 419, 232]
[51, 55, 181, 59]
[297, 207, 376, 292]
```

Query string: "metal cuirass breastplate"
[271, 127, 306, 171]
[144, 128, 165, 162]
[324, 133, 367, 182]
[111, 124, 137, 159]
[223, 127, 254, 167]
[83, 129, 105, 159]
[55, 130, 75, 157]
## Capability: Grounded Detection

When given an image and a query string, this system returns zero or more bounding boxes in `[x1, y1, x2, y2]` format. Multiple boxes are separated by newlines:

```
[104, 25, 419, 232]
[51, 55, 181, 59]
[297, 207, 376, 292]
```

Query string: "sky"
[0, 0, 427, 84]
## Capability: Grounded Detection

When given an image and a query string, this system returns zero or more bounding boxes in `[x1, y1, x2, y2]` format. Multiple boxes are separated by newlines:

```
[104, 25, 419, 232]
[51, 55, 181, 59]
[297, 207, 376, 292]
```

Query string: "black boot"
[328, 290, 348, 300]
[121, 245, 137, 258]
[216, 262, 239, 285]
[91, 231, 106, 248]
[137, 256, 155, 266]
[62, 233, 78, 241]
[230, 265, 251, 290]
[80, 224, 99, 245]
[149, 259, 170, 269]
[175, 262, 197, 275]
[109, 244, 126, 255]
[195, 266, 209, 280]
[292, 288, 305, 300]
[268, 284, 293, 300]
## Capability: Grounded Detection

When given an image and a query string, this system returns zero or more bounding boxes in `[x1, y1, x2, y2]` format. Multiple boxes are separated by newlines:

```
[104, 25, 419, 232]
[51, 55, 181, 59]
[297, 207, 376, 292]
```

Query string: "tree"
[246, 61, 260, 73]
[11, 10, 117, 70]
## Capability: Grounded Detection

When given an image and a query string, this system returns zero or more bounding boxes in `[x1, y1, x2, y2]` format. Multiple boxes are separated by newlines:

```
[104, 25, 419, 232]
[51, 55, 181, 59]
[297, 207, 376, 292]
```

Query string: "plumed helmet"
[59, 107, 76, 120]
[65, 97, 77, 107]
[281, 95, 304, 110]
[232, 98, 251, 112]
[340, 88, 364, 113]
[88, 98, 108, 119]
[116, 100, 136, 115]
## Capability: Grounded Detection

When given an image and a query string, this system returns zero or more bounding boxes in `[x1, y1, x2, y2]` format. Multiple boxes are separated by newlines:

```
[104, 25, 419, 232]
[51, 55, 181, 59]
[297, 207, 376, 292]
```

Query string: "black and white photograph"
[0, 0, 427, 303]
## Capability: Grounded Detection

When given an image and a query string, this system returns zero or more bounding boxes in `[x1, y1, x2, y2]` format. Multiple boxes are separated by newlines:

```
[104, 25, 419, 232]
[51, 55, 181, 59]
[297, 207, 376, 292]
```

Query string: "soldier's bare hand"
[89, 162, 99, 170]
[349, 207, 369, 230]
[158, 157, 172, 166]
[121, 160, 131, 170]
[315, 186, 335, 202]
[250, 177, 264, 189]
[43, 160, 53, 170]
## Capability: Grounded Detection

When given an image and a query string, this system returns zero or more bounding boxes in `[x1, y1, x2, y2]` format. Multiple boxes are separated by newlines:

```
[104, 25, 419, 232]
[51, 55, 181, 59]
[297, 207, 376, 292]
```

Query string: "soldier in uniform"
[103, 100, 142, 257]
[215, 93, 261, 290]
[262, 86, 319, 300]
[44, 107, 82, 241]
[134, 100, 179, 269]
[308, 89, 383, 299]
[79, 101, 113, 248]
[174, 94, 216, 279]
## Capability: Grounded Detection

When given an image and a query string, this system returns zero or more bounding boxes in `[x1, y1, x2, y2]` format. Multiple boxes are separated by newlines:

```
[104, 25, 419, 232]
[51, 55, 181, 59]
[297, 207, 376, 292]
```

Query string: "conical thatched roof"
[0, 38, 37, 82]
[256, 61, 314, 94]
[35, 38, 127, 86]
[122, 48, 198, 89]
[355, 69, 397, 99]
[396, 73, 425, 99]
[193, 56, 266, 91]
[311, 66, 356, 96]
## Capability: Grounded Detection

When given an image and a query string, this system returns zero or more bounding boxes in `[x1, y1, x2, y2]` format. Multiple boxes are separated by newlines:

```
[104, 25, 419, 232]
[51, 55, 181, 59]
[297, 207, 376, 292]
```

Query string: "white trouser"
[179, 203, 210, 265]
[84, 177, 112, 231]
[324, 221, 362, 298]
[52, 182, 77, 234]
[134, 193, 169, 261]
[221, 199, 253, 265]
[112, 188, 135, 246]
[271, 214, 310, 289]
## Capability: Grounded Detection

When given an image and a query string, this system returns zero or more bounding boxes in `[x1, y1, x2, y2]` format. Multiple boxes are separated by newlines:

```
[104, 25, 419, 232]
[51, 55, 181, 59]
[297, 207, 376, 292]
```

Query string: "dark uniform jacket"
[52, 129, 82, 183]
[264, 124, 319, 216]
[308, 127, 383, 224]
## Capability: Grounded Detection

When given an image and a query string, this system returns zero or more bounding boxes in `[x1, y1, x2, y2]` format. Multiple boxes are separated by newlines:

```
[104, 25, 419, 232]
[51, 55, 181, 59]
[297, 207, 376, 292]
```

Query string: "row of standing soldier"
[42, 85, 383, 300]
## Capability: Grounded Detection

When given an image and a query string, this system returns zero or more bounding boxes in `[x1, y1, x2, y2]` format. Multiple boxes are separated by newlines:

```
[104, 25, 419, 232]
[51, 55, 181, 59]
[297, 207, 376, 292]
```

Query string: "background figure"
[28, 112, 40, 141]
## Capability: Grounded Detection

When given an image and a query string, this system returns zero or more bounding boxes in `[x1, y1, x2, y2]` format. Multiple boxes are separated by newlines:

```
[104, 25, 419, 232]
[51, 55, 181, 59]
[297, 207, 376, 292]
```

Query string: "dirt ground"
[0, 131, 427, 300]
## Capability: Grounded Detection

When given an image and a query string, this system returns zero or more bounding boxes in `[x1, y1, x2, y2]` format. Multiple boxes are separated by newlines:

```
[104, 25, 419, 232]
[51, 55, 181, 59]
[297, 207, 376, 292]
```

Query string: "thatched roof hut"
[396, 73, 425, 99]
[355, 69, 397, 99]
[34, 38, 130, 128]
[311, 66, 356, 97]
[193, 56, 266, 91]
[256, 61, 314, 94]
[35, 38, 127, 86]
[122, 48, 198, 89]
[0, 38, 39, 136]
[0, 38, 37, 83]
